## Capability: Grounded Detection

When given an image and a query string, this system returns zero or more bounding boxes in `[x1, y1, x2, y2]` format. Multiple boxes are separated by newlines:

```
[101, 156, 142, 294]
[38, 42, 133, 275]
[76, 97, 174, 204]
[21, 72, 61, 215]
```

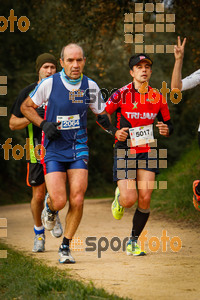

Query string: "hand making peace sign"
[174, 36, 186, 61]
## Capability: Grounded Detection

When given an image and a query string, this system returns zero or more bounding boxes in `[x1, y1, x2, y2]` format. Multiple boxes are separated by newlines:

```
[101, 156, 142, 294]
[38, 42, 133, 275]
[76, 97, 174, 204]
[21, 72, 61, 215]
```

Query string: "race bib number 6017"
[57, 115, 80, 130]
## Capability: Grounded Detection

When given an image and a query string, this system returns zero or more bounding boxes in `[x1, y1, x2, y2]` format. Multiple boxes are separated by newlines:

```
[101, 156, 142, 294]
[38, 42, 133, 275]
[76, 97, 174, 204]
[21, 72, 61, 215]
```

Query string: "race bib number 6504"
[57, 115, 80, 130]
[129, 124, 154, 146]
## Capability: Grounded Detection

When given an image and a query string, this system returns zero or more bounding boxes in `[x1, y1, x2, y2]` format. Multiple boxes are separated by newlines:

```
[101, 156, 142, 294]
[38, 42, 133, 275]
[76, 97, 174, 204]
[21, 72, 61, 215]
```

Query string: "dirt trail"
[1, 199, 200, 300]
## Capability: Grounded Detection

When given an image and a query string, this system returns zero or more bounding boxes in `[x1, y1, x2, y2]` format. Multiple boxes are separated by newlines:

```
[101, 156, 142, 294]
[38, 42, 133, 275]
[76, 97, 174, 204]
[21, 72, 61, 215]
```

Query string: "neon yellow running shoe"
[126, 239, 146, 256]
[111, 187, 124, 220]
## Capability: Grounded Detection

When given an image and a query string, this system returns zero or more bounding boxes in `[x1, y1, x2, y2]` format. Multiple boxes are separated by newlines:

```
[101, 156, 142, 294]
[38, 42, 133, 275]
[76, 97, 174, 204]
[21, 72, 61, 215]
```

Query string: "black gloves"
[40, 120, 61, 140]
[36, 107, 45, 119]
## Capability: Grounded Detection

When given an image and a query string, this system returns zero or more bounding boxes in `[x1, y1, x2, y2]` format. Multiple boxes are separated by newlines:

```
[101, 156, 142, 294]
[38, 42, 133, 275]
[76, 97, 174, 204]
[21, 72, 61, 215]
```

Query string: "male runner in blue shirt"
[21, 43, 106, 263]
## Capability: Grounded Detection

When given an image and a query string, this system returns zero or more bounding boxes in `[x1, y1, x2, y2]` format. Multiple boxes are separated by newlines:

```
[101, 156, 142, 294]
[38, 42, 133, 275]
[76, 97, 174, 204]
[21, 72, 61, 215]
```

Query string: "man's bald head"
[60, 43, 85, 61]
[60, 43, 86, 79]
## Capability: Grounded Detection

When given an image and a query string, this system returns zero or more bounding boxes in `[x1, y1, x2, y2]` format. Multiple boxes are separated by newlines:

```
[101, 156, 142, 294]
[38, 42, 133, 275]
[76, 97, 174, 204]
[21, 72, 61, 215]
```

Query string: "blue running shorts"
[43, 159, 88, 175]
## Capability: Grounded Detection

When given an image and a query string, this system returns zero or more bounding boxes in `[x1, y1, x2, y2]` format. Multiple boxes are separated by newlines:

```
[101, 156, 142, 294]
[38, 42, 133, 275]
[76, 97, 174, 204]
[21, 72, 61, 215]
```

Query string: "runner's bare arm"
[171, 36, 186, 90]
[9, 114, 30, 130]
[21, 96, 61, 140]
[20, 96, 42, 127]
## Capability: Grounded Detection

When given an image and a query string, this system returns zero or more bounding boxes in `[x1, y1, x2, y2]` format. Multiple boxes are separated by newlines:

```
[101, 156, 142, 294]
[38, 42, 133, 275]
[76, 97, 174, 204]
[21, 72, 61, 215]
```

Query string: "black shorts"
[113, 150, 159, 182]
[26, 162, 45, 187]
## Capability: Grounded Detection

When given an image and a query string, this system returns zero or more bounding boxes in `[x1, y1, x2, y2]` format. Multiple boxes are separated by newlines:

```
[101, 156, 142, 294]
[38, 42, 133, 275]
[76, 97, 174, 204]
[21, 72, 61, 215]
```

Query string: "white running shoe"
[59, 245, 75, 264]
[41, 193, 57, 231]
[32, 233, 45, 252]
[51, 213, 63, 238]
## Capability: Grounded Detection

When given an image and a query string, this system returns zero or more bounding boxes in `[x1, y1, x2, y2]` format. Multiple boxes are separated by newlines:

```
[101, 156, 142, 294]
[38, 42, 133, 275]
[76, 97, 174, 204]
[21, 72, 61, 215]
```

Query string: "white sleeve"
[29, 77, 53, 106]
[88, 79, 106, 114]
[182, 69, 200, 91]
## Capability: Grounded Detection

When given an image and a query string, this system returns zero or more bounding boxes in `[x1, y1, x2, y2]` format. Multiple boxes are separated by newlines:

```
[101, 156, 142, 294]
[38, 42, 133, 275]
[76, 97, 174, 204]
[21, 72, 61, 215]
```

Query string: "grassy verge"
[0, 242, 128, 300]
[151, 142, 200, 222]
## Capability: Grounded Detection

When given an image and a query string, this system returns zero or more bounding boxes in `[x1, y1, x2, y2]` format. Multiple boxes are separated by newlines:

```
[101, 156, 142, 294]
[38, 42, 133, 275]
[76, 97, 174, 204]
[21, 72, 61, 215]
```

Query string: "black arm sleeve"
[157, 111, 173, 136]
[96, 114, 118, 136]
[10, 83, 37, 117]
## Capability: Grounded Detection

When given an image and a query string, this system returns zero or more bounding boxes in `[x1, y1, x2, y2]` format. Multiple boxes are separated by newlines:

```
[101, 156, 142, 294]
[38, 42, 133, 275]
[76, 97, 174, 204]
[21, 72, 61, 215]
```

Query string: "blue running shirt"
[30, 72, 105, 162]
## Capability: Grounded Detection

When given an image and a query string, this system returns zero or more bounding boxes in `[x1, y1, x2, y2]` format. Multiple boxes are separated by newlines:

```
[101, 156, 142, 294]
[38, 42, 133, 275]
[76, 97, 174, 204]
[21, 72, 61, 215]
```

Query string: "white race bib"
[57, 115, 80, 130]
[129, 124, 154, 146]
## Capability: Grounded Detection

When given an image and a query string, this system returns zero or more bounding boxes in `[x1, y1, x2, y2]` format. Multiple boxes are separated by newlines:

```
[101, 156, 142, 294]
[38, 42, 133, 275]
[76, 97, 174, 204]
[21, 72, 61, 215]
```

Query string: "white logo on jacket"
[125, 112, 157, 119]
